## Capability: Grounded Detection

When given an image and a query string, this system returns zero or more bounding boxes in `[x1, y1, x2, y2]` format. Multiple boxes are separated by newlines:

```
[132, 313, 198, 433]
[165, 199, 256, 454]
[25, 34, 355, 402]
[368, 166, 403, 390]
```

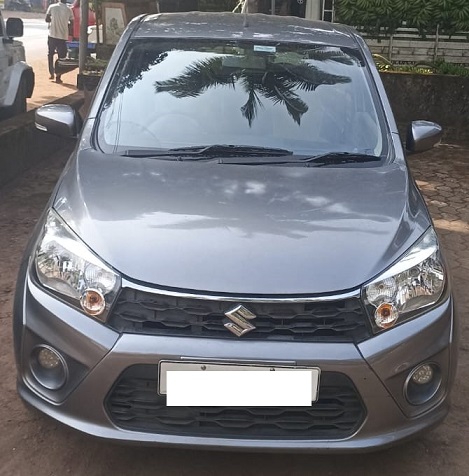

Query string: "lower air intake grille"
[105, 365, 366, 440]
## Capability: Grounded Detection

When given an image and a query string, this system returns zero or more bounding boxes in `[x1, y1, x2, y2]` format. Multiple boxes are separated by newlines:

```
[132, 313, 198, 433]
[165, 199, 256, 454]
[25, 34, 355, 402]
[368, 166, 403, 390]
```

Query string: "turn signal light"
[374, 302, 398, 329]
[80, 288, 106, 316]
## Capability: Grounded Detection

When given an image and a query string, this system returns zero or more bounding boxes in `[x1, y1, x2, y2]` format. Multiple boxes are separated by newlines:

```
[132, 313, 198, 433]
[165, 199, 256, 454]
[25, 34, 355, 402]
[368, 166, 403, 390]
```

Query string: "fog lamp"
[411, 364, 434, 385]
[80, 288, 106, 316]
[30, 345, 67, 390]
[374, 302, 398, 329]
[38, 347, 61, 369]
[405, 363, 441, 405]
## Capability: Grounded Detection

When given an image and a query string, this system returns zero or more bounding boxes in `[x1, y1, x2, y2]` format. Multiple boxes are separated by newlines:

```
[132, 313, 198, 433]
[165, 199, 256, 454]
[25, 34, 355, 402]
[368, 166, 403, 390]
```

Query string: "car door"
[0, 13, 13, 107]
[0, 13, 26, 110]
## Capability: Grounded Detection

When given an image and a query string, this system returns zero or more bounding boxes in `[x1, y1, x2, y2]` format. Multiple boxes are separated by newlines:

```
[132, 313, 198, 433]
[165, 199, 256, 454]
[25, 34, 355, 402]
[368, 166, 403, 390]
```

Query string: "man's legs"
[47, 36, 56, 80]
[55, 39, 68, 84]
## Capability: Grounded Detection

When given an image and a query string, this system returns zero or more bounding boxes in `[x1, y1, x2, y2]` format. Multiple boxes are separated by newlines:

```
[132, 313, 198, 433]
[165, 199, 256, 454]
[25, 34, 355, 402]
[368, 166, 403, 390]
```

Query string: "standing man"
[46, 0, 73, 84]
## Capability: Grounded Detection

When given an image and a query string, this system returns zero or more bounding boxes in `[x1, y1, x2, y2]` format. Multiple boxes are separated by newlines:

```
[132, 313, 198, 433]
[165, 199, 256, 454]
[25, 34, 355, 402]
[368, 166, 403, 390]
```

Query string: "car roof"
[133, 12, 359, 48]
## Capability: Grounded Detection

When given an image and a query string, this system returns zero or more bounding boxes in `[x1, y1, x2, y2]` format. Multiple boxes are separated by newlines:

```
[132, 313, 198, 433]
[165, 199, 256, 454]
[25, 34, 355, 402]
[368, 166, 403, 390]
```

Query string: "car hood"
[54, 149, 430, 295]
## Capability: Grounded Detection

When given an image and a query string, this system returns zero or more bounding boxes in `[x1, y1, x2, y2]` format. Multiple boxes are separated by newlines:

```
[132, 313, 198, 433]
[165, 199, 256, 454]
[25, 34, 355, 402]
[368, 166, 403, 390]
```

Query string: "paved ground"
[0, 143, 467, 475]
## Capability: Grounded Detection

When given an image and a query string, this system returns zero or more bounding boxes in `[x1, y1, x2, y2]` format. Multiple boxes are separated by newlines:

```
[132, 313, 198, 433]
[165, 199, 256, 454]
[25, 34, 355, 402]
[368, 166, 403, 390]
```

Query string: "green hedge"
[336, 0, 469, 38]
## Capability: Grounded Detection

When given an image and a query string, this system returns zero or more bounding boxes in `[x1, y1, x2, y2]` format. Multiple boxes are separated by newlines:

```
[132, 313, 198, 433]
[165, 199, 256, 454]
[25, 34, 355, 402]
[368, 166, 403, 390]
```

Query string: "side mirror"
[406, 121, 442, 154]
[6, 18, 24, 38]
[35, 104, 82, 139]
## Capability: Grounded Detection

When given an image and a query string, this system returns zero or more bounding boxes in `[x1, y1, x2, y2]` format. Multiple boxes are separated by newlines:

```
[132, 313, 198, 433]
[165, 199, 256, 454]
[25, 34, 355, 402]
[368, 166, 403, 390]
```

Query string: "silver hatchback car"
[14, 12, 457, 452]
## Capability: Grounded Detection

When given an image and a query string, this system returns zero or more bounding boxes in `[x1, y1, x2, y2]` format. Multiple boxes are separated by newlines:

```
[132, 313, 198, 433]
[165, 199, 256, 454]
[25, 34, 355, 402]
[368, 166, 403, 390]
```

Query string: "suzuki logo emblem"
[224, 305, 257, 337]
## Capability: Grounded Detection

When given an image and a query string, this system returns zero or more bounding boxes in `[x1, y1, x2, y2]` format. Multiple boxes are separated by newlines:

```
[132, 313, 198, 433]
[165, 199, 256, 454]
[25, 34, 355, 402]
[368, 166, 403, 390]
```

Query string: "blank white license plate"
[159, 361, 320, 407]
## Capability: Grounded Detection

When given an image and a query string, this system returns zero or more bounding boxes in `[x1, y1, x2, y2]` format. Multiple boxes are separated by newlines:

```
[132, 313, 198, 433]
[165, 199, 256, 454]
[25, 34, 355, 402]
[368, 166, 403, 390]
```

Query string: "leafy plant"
[84, 57, 108, 74]
[372, 54, 394, 71]
[373, 54, 469, 76]
[432, 59, 469, 76]
[336, 0, 469, 38]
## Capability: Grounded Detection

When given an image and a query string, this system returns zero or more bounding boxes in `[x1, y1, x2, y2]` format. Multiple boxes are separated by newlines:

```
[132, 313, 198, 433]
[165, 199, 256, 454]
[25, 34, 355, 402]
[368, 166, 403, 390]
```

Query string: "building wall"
[305, 0, 322, 20]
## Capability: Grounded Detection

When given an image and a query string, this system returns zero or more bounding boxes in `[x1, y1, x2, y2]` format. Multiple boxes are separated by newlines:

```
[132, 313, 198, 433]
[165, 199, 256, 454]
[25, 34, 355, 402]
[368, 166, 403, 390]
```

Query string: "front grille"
[108, 288, 370, 342]
[105, 365, 366, 440]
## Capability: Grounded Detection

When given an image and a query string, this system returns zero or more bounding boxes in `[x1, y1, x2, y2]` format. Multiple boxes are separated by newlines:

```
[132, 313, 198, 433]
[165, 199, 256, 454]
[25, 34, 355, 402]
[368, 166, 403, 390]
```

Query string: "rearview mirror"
[35, 104, 82, 139]
[406, 121, 442, 154]
[6, 18, 24, 38]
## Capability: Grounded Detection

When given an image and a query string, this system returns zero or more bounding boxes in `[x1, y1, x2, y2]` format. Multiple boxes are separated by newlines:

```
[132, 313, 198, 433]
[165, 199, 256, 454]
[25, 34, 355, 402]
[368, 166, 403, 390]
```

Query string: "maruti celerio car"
[14, 12, 457, 452]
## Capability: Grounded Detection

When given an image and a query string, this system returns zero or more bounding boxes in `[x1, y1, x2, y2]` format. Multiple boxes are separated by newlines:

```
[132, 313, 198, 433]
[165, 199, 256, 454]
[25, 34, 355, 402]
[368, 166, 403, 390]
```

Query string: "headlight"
[35, 210, 120, 321]
[363, 228, 445, 332]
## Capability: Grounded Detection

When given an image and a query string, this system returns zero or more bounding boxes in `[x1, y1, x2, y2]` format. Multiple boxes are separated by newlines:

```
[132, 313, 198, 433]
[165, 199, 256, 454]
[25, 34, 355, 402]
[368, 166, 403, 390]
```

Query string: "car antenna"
[243, 0, 249, 28]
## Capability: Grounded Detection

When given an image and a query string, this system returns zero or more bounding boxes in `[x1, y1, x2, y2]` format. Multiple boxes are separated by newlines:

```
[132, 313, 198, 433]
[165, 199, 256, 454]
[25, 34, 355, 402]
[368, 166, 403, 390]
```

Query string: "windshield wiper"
[299, 152, 382, 166]
[121, 144, 293, 159]
[219, 152, 382, 166]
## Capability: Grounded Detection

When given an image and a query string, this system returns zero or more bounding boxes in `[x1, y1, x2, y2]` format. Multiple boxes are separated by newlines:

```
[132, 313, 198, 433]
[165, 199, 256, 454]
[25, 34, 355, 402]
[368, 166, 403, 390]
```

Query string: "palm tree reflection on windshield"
[154, 51, 353, 126]
[104, 51, 169, 107]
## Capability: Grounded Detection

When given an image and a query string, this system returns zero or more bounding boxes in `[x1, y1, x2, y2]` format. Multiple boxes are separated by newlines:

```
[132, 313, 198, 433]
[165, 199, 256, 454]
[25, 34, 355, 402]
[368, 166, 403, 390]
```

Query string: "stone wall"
[380, 72, 469, 144]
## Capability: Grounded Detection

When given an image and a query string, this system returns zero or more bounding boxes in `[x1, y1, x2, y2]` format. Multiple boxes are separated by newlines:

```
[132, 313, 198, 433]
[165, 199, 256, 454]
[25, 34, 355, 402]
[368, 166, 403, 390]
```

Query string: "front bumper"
[14, 275, 458, 452]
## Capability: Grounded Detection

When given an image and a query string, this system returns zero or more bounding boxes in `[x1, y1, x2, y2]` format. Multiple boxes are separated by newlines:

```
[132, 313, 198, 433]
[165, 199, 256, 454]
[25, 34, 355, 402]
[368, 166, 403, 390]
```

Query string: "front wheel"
[6, 78, 27, 119]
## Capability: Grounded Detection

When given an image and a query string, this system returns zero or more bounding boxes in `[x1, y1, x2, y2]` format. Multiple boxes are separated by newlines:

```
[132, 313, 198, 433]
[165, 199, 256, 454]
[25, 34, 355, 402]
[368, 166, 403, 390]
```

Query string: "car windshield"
[97, 38, 388, 163]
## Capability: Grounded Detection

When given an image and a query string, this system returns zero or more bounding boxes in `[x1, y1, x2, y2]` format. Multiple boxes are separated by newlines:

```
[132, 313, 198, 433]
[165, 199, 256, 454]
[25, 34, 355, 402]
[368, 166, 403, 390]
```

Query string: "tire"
[8, 78, 27, 119]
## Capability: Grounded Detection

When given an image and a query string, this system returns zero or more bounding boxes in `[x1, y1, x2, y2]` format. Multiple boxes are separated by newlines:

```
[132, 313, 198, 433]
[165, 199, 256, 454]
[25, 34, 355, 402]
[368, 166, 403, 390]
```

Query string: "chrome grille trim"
[120, 279, 361, 303]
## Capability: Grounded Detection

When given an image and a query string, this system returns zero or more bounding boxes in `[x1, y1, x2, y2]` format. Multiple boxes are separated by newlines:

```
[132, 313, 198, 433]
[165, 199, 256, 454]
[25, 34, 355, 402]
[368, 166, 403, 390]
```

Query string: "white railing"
[362, 27, 469, 64]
